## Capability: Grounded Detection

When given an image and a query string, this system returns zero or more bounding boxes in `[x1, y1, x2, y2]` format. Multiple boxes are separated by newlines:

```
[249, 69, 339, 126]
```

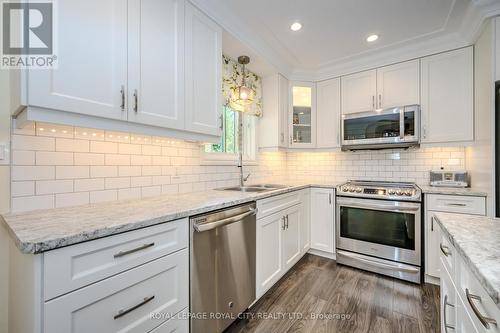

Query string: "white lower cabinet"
[149, 308, 189, 333]
[425, 194, 486, 281]
[45, 249, 188, 333]
[310, 188, 335, 254]
[256, 189, 313, 299]
[439, 227, 500, 333]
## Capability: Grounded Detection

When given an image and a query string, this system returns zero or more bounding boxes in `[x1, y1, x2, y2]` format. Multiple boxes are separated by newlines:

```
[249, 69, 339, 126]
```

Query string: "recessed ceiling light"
[366, 34, 379, 42]
[290, 22, 302, 31]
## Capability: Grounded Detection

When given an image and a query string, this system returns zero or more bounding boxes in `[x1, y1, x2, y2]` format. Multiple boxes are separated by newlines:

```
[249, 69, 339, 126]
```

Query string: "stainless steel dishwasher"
[190, 202, 257, 333]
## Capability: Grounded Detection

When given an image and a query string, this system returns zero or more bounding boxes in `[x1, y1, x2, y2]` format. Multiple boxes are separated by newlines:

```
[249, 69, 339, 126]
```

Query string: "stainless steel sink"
[217, 184, 290, 192]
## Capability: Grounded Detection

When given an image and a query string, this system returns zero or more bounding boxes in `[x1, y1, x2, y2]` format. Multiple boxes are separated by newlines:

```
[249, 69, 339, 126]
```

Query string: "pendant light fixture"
[230, 55, 256, 111]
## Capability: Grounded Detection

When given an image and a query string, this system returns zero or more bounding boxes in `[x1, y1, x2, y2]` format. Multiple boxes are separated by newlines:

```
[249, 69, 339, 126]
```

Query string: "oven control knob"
[355, 187, 362, 193]
[404, 190, 413, 196]
[349, 187, 355, 192]
[388, 189, 396, 195]
[396, 189, 404, 196]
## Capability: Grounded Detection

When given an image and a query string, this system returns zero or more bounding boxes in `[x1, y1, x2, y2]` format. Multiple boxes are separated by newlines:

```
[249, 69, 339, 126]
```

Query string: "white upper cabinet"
[316, 78, 341, 148]
[289, 82, 316, 148]
[420, 47, 474, 143]
[128, 0, 185, 129]
[259, 74, 289, 149]
[341, 69, 377, 114]
[28, 0, 128, 120]
[376, 59, 420, 109]
[184, 2, 222, 136]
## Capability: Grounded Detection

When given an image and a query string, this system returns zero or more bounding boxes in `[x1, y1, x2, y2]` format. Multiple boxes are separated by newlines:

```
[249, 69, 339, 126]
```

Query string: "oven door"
[336, 196, 421, 266]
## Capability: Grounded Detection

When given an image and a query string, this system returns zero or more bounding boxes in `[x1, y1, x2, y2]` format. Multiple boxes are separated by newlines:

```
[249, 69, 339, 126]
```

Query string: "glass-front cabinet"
[289, 82, 316, 148]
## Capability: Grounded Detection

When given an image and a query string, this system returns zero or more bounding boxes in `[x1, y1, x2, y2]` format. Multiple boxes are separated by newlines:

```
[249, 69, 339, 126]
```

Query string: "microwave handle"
[399, 109, 405, 140]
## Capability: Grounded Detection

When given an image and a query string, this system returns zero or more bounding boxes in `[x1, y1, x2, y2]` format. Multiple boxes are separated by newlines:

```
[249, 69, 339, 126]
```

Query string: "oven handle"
[337, 199, 420, 213]
[337, 251, 420, 274]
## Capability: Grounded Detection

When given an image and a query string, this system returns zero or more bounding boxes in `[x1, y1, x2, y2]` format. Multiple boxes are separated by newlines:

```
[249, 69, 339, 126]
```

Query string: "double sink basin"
[218, 184, 290, 193]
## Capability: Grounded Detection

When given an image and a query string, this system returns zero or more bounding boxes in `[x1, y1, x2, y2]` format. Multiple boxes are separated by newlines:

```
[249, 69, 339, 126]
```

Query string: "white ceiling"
[195, 0, 500, 79]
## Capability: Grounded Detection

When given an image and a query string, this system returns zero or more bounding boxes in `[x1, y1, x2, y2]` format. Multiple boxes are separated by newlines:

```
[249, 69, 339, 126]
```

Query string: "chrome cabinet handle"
[440, 243, 451, 257]
[194, 208, 257, 232]
[219, 114, 224, 131]
[282, 216, 286, 230]
[431, 216, 434, 232]
[378, 94, 382, 109]
[114, 242, 155, 258]
[446, 203, 467, 207]
[329, 193, 332, 204]
[443, 294, 455, 332]
[289, 135, 292, 145]
[114, 295, 155, 320]
[423, 125, 427, 139]
[466, 288, 498, 328]
[120, 86, 125, 111]
[281, 132, 284, 143]
[285, 215, 289, 229]
[372, 95, 375, 109]
[133, 89, 138, 112]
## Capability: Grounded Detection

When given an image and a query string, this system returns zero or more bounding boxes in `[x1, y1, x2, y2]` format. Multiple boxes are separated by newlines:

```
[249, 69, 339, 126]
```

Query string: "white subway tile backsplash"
[13, 135, 55, 151]
[118, 166, 142, 177]
[56, 166, 89, 179]
[12, 166, 55, 181]
[36, 152, 73, 165]
[90, 141, 118, 154]
[118, 188, 141, 201]
[56, 192, 89, 208]
[105, 154, 130, 166]
[74, 153, 105, 165]
[141, 186, 161, 198]
[105, 177, 131, 189]
[74, 178, 105, 192]
[118, 143, 142, 155]
[90, 190, 118, 203]
[36, 180, 74, 195]
[12, 151, 35, 165]
[11, 181, 35, 197]
[12, 195, 54, 212]
[90, 166, 118, 178]
[56, 138, 89, 152]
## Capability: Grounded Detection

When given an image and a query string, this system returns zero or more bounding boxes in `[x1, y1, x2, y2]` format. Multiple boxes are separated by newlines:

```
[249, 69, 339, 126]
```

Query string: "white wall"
[466, 19, 495, 216]
[0, 67, 13, 333]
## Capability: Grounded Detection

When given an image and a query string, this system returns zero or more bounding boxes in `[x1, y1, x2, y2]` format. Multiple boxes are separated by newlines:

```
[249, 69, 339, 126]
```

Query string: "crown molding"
[191, 0, 500, 82]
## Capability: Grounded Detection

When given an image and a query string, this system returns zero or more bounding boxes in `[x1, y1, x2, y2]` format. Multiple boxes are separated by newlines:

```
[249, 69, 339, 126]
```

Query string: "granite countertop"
[1, 182, 338, 254]
[434, 212, 500, 310]
[418, 185, 488, 197]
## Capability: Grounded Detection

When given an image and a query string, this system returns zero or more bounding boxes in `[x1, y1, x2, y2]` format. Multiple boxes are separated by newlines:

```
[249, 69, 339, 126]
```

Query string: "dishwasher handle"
[193, 208, 257, 232]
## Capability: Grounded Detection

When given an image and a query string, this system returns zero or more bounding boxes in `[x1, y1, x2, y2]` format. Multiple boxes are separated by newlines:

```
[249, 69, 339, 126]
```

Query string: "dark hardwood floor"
[226, 254, 440, 333]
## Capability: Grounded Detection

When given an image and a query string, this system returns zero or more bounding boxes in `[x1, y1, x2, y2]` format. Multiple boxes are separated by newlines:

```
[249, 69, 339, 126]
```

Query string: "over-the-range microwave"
[341, 105, 420, 151]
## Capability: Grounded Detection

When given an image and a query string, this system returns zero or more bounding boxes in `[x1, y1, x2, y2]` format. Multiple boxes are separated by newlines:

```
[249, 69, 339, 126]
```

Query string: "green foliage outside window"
[205, 106, 239, 154]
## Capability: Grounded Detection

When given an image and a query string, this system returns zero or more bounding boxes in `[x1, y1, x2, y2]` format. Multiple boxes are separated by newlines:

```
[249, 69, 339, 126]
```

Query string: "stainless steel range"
[335, 181, 422, 283]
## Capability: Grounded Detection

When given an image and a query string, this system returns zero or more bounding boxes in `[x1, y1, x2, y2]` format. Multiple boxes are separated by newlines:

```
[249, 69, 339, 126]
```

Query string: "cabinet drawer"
[456, 255, 500, 332]
[150, 308, 189, 333]
[44, 249, 189, 333]
[439, 232, 456, 279]
[426, 194, 486, 215]
[257, 190, 301, 219]
[44, 218, 188, 300]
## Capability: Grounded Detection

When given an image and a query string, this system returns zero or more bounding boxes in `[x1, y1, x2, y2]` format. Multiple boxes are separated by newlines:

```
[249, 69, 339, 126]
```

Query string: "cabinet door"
[376, 59, 420, 108]
[282, 205, 302, 271]
[289, 82, 316, 148]
[256, 212, 284, 298]
[317, 78, 341, 148]
[44, 250, 188, 333]
[299, 189, 311, 253]
[184, 2, 222, 136]
[341, 69, 377, 114]
[457, 296, 481, 333]
[440, 262, 457, 333]
[279, 75, 290, 148]
[425, 212, 441, 278]
[128, 0, 185, 129]
[310, 188, 335, 253]
[28, 0, 127, 120]
[420, 47, 473, 143]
